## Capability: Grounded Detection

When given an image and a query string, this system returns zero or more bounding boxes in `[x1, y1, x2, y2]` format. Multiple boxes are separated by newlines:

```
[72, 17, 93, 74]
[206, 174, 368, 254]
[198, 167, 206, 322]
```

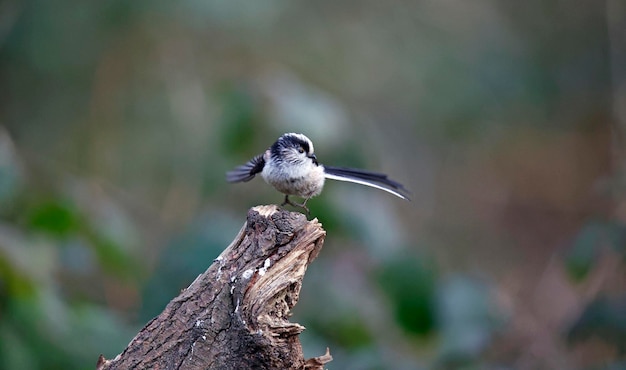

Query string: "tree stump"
[97, 205, 332, 370]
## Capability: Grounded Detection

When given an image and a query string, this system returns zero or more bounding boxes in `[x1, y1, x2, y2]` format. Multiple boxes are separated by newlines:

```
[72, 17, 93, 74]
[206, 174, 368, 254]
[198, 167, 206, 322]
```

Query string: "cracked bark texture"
[97, 205, 331, 370]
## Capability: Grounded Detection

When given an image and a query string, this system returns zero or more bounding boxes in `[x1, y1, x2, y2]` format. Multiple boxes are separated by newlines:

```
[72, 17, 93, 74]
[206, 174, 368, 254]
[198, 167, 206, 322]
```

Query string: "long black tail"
[323, 165, 410, 200]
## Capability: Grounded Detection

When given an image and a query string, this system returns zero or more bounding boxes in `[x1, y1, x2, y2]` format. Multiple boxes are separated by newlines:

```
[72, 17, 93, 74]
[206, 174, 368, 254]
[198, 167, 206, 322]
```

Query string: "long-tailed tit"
[226, 133, 409, 213]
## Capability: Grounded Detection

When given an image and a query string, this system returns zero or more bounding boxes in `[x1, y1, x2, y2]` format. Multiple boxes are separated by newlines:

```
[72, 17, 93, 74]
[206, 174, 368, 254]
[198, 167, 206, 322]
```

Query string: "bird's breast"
[262, 163, 325, 198]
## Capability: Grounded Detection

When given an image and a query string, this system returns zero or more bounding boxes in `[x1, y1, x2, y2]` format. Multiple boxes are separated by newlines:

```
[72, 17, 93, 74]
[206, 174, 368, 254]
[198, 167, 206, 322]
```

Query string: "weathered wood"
[97, 205, 331, 370]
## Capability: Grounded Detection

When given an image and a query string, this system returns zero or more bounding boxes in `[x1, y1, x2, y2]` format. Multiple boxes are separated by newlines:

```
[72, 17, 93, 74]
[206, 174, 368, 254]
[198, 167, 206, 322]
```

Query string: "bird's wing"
[226, 154, 265, 183]
[323, 165, 410, 200]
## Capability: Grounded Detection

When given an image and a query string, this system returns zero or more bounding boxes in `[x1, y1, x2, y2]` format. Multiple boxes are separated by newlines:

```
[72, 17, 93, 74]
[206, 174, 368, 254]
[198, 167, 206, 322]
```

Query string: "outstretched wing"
[226, 154, 265, 183]
[323, 165, 410, 200]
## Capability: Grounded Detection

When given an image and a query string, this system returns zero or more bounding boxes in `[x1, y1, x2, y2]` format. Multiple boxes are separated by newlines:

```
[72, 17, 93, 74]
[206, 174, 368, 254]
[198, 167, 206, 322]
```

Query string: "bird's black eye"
[298, 147, 305, 154]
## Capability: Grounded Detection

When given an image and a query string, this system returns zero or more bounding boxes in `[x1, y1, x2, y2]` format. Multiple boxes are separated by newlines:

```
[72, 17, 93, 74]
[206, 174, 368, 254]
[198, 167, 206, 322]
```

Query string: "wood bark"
[97, 205, 332, 370]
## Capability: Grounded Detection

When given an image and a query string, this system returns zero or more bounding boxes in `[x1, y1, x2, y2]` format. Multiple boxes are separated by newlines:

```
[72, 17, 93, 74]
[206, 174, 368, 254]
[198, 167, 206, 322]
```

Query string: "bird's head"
[270, 133, 318, 165]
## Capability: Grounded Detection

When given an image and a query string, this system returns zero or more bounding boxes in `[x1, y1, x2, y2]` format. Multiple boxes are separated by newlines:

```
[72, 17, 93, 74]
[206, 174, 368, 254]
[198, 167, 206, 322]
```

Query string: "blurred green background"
[1, 1, 625, 369]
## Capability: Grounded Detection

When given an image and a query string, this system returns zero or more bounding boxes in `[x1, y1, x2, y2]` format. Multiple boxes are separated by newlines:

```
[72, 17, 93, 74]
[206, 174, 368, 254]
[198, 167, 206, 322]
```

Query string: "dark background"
[1, 1, 625, 369]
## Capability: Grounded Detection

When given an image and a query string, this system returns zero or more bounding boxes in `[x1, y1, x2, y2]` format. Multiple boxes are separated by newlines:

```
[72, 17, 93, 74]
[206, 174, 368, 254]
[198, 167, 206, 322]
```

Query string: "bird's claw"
[281, 195, 310, 216]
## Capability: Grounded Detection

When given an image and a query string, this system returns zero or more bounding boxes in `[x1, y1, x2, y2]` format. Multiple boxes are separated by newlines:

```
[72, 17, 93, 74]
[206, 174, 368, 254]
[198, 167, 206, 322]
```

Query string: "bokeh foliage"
[1, 1, 625, 369]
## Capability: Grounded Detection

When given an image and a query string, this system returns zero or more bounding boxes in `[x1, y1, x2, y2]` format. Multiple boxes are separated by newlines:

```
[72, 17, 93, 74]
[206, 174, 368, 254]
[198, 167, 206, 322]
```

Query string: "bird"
[226, 133, 409, 213]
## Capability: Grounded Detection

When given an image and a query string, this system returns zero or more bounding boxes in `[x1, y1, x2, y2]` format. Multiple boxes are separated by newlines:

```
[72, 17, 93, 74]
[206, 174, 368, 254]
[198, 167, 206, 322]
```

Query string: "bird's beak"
[308, 153, 318, 165]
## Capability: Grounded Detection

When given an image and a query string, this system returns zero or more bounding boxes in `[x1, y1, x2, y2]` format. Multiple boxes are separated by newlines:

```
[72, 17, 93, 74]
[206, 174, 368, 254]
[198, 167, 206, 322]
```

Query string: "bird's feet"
[281, 195, 310, 216]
